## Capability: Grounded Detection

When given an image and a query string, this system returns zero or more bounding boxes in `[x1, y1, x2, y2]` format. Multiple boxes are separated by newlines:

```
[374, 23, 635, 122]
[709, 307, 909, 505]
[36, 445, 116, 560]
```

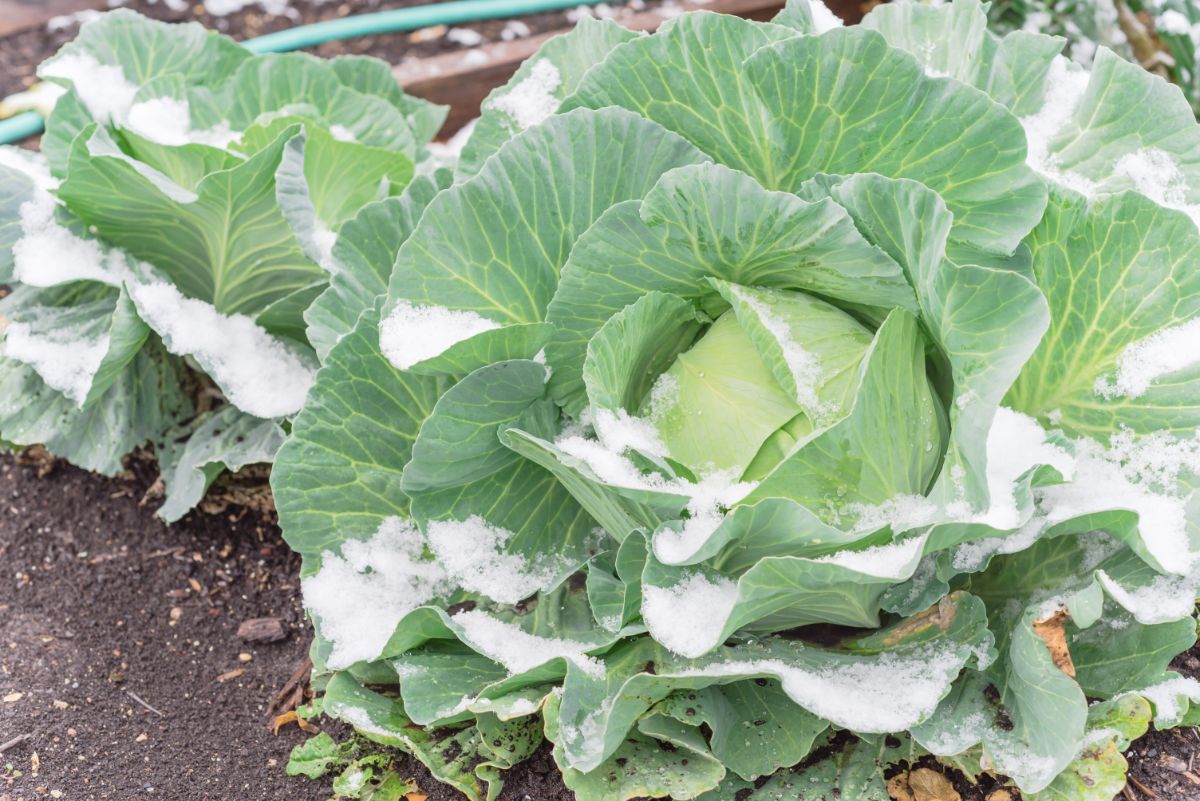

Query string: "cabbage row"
[0, 10, 446, 519]
[3, 1, 1200, 799]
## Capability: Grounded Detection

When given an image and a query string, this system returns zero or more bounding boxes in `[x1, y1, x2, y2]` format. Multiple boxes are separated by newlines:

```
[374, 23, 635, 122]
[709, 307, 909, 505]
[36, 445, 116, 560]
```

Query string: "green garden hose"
[0, 0, 623, 144]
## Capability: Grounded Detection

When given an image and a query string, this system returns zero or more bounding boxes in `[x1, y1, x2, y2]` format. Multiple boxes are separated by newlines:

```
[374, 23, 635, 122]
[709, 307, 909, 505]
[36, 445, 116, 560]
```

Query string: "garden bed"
[2, 454, 1198, 800]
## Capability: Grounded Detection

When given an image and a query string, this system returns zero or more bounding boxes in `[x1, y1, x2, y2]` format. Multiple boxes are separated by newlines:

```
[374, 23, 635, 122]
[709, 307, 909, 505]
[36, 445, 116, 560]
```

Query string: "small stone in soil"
[237, 617, 285, 643]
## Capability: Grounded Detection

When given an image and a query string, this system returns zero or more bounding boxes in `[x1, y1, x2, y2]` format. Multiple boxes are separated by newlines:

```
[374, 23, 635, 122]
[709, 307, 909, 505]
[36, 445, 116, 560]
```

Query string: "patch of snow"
[130, 282, 316, 418]
[1096, 568, 1200, 624]
[12, 193, 130, 287]
[204, 0, 299, 18]
[566, 3, 619, 22]
[487, 59, 562, 130]
[451, 609, 604, 677]
[0, 148, 58, 193]
[125, 96, 239, 148]
[460, 49, 489, 68]
[814, 533, 927, 578]
[328, 124, 356, 143]
[1111, 148, 1200, 229]
[41, 53, 138, 125]
[1158, 8, 1194, 35]
[468, 692, 542, 719]
[843, 494, 939, 533]
[1020, 56, 1096, 195]
[1038, 431, 1200, 574]
[501, 20, 532, 41]
[951, 515, 1045, 572]
[1096, 316, 1200, 399]
[312, 226, 338, 273]
[685, 642, 966, 733]
[642, 572, 738, 658]
[446, 27, 484, 47]
[426, 515, 570, 604]
[2, 325, 109, 405]
[952, 407, 1075, 529]
[809, 0, 844, 32]
[592, 407, 667, 458]
[46, 9, 103, 32]
[1140, 676, 1200, 727]
[378, 300, 501, 371]
[555, 425, 755, 564]
[303, 517, 451, 669]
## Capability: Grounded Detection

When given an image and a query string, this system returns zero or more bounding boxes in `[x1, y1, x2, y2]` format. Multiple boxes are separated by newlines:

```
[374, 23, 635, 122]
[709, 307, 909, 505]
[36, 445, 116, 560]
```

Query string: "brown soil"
[0, 452, 336, 801]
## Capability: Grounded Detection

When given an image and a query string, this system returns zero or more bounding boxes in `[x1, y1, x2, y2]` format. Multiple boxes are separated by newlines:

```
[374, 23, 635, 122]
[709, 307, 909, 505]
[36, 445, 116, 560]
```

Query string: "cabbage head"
[0, 10, 446, 519]
[274, 2, 1200, 798]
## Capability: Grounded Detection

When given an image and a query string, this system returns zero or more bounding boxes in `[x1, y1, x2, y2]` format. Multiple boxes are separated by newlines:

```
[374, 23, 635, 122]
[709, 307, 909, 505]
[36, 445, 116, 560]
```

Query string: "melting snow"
[426, 515, 570, 604]
[592, 407, 667, 458]
[487, 59, 562, 130]
[1096, 569, 1200, 624]
[814, 533, 927, 578]
[685, 643, 966, 733]
[809, 0, 844, 32]
[130, 282, 316, 418]
[1096, 316, 1200, 399]
[641, 572, 738, 658]
[12, 193, 130, 287]
[1038, 431, 1200, 574]
[2, 325, 109, 405]
[303, 517, 451, 669]
[555, 425, 756, 564]
[41, 52, 138, 125]
[451, 609, 604, 677]
[952, 515, 1046, 572]
[0, 147, 59, 193]
[1020, 57, 1095, 194]
[951, 407, 1075, 529]
[379, 300, 501, 371]
[1140, 677, 1200, 727]
[125, 97, 238, 148]
[843, 494, 939, 533]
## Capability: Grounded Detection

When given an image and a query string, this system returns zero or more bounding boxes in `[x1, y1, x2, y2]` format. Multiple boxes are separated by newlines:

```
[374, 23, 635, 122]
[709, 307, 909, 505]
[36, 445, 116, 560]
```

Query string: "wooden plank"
[395, 0, 787, 137]
[0, 0, 107, 38]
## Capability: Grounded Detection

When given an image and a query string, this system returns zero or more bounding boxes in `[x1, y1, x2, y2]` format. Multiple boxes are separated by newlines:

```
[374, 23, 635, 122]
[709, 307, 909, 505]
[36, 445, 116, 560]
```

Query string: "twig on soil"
[142, 547, 184, 561]
[266, 655, 312, 723]
[1129, 776, 1158, 797]
[0, 734, 30, 754]
[126, 690, 166, 717]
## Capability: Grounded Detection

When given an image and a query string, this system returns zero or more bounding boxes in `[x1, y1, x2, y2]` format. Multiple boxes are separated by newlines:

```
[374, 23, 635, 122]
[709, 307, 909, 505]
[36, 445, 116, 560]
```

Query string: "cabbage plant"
[275, 2, 1200, 798]
[989, 0, 1200, 115]
[0, 10, 445, 519]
